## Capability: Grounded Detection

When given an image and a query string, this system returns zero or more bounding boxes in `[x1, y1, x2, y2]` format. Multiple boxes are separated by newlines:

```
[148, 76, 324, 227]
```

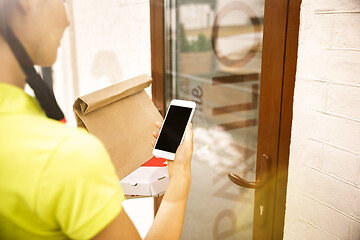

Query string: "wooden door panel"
[150, 0, 301, 239]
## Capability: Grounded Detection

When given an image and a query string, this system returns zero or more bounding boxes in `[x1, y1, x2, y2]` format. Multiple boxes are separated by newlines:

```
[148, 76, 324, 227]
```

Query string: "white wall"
[53, 0, 152, 127]
[284, 0, 360, 239]
[52, 0, 153, 238]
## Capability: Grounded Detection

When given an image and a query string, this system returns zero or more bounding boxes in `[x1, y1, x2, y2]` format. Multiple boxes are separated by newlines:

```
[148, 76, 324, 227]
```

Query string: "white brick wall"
[284, 0, 360, 239]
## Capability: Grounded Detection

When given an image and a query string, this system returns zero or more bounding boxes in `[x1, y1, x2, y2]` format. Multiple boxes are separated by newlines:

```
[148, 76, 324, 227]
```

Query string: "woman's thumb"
[183, 123, 193, 143]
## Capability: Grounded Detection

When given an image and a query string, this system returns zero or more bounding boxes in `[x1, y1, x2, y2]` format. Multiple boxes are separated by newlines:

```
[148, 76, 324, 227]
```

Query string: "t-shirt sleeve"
[35, 130, 125, 239]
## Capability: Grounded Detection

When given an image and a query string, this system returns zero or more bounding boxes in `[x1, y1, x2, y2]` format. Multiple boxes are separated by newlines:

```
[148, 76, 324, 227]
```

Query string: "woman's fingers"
[184, 123, 193, 143]
[174, 123, 194, 160]
[152, 131, 159, 138]
[180, 123, 193, 148]
[151, 121, 163, 146]
[155, 121, 162, 130]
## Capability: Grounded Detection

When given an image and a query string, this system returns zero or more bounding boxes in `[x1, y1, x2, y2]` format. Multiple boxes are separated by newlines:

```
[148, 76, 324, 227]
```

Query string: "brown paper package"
[73, 74, 163, 180]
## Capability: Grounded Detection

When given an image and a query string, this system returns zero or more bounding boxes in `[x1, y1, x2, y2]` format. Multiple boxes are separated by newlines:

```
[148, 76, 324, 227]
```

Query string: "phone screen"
[155, 105, 193, 153]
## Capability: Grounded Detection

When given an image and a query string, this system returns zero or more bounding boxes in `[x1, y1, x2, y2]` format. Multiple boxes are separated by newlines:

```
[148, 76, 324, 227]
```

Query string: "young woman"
[0, 0, 193, 239]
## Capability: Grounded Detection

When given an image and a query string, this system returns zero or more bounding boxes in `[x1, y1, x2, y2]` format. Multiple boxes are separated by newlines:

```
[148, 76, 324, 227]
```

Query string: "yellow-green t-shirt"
[0, 83, 125, 239]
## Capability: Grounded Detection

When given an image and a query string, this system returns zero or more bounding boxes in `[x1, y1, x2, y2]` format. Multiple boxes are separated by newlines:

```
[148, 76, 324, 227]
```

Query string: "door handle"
[228, 154, 270, 189]
[228, 154, 271, 227]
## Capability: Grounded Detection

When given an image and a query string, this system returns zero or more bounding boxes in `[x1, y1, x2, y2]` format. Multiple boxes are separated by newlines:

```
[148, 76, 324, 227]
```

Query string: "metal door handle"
[228, 154, 269, 189]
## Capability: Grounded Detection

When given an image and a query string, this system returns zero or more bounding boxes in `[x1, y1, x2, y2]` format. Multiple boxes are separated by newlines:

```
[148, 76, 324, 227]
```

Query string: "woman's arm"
[92, 123, 193, 240]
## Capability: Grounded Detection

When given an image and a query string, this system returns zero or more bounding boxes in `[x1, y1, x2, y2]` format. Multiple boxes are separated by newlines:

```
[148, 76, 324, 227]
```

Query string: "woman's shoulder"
[27, 115, 100, 145]
[36, 117, 117, 182]
[21, 115, 110, 163]
[1, 113, 114, 178]
[41, 118, 110, 162]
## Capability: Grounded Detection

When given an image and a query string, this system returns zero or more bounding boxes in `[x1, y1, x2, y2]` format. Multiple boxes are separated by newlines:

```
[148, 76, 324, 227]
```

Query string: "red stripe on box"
[142, 157, 167, 167]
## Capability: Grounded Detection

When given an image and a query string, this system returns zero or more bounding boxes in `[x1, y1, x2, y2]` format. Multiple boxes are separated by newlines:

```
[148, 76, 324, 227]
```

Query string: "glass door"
[164, 0, 265, 239]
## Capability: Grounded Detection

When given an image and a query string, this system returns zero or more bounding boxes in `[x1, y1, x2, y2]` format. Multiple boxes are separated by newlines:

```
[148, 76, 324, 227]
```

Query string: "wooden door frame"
[150, 0, 165, 118]
[149, 0, 301, 239]
[272, 0, 301, 238]
[252, 0, 301, 239]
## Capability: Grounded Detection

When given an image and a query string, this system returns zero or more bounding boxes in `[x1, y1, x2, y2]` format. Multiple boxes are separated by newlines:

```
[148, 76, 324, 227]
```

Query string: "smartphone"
[152, 99, 196, 160]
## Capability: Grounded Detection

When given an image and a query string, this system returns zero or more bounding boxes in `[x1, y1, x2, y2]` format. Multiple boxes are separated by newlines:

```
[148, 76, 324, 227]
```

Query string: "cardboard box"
[73, 74, 164, 182]
[120, 157, 169, 198]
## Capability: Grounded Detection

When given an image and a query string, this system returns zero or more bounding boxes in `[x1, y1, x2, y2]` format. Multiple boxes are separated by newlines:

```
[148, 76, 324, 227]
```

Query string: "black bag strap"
[1, 27, 66, 122]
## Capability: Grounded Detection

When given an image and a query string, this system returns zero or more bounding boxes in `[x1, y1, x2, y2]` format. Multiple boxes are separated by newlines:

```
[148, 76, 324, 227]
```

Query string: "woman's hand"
[150, 121, 162, 148]
[151, 121, 194, 180]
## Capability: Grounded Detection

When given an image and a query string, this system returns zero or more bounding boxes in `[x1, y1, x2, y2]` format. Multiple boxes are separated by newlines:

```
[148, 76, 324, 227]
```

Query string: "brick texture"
[284, 0, 360, 239]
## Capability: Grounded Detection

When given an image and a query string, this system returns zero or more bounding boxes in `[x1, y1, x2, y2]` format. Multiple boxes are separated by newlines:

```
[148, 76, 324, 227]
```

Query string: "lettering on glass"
[191, 85, 203, 112]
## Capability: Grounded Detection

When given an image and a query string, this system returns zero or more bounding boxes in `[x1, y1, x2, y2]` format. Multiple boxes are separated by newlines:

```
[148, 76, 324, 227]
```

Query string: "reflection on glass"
[164, 0, 265, 239]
